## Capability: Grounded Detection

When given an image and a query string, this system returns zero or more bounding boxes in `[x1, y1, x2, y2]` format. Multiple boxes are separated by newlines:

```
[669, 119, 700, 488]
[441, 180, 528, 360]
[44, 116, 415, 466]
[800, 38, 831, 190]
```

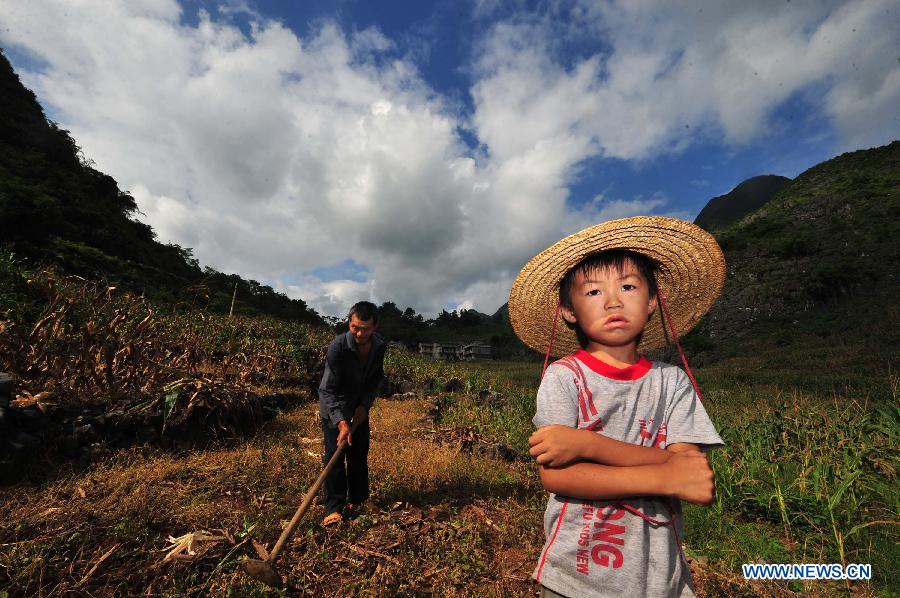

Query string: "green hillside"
[685, 141, 900, 389]
[0, 50, 321, 324]
[485, 143, 900, 384]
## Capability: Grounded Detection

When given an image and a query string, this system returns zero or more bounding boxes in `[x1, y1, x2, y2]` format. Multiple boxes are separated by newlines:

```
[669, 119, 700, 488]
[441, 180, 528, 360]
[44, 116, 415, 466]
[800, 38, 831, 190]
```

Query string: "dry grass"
[2, 391, 884, 596]
[0, 397, 543, 596]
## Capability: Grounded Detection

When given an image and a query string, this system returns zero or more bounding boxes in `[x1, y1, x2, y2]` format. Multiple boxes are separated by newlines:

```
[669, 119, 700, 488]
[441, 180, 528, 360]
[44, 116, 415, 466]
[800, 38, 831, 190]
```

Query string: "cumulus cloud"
[1, 0, 896, 316]
[471, 0, 900, 163]
[278, 276, 375, 321]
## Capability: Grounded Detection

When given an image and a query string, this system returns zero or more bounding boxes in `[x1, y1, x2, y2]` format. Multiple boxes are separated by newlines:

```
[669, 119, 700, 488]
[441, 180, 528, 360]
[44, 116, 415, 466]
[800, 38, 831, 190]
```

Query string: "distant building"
[418, 341, 493, 361]
[440, 343, 460, 360]
[418, 342, 446, 360]
[460, 342, 492, 361]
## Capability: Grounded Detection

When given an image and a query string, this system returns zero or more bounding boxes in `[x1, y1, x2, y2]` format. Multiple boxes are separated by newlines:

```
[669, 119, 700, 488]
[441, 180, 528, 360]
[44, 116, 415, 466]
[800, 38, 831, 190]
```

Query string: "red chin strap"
[539, 292, 703, 403]
[541, 302, 562, 379]
[657, 290, 703, 402]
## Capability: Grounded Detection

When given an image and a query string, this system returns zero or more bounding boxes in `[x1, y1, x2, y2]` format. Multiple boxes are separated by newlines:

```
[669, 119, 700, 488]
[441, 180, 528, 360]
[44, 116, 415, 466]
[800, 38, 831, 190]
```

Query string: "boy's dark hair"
[559, 249, 659, 348]
[348, 301, 378, 324]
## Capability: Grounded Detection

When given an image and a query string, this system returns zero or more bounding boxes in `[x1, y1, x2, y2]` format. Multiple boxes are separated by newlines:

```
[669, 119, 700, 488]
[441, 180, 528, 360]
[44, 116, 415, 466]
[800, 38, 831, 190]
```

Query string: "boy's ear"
[561, 305, 578, 324]
[648, 295, 658, 315]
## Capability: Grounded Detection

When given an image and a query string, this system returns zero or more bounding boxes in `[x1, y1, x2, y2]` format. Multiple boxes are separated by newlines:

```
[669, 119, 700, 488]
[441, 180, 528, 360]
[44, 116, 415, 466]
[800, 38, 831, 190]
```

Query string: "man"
[318, 301, 386, 525]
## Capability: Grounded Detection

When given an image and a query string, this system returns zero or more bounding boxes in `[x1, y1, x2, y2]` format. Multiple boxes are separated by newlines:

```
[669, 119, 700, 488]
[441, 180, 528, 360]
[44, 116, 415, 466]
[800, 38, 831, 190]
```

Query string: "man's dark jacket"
[318, 331, 386, 427]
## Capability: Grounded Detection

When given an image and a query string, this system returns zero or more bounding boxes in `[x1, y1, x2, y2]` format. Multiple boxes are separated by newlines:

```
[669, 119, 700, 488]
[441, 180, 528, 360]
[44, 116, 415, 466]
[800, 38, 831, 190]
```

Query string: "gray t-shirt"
[532, 350, 723, 598]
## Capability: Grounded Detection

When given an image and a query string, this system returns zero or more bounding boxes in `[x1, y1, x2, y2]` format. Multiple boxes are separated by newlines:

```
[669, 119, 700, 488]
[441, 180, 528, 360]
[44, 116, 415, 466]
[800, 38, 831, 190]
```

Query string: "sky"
[1, 0, 898, 317]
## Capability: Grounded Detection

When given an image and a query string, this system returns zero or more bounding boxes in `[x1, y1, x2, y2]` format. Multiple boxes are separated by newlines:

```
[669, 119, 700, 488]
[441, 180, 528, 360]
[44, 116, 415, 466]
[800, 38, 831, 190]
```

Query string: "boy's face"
[561, 258, 658, 351]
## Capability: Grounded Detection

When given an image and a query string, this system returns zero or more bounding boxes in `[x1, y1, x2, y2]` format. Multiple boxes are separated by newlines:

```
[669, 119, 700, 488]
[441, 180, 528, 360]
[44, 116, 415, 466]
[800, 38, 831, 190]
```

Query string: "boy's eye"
[585, 289, 600, 296]
[622, 284, 636, 291]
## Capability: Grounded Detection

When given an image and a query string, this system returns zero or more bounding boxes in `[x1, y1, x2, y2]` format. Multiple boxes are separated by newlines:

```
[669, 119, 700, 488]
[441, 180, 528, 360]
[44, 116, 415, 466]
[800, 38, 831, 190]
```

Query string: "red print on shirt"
[556, 358, 602, 430]
[591, 504, 626, 569]
[639, 419, 667, 448]
[653, 423, 667, 448]
[575, 503, 628, 574]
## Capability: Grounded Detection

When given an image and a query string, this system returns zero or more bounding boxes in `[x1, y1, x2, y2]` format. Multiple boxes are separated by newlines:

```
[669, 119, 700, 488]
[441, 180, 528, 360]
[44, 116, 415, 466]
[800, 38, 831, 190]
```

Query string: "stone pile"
[0, 370, 312, 469]
[1, 372, 46, 458]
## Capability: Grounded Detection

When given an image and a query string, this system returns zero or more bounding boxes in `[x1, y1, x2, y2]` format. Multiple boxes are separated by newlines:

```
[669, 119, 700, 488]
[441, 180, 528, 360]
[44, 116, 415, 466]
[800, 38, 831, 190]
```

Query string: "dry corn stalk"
[161, 530, 228, 563]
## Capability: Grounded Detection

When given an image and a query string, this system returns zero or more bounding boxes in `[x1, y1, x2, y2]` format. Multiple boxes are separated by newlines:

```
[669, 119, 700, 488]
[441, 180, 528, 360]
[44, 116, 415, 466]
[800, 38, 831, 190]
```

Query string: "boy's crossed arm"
[530, 425, 715, 505]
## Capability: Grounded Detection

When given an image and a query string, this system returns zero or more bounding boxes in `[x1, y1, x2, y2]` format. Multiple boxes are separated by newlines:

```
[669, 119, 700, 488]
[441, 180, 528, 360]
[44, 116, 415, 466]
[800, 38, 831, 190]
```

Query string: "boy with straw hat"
[508, 216, 725, 597]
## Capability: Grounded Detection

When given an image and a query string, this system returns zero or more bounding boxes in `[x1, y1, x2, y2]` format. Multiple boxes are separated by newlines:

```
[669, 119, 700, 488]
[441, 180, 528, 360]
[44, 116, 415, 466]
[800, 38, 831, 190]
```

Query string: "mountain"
[492, 303, 509, 323]
[0, 50, 322, 324]
[683, 141, 900, 387]
[694, 174, 791, 231]
[489, 145, 899, 381]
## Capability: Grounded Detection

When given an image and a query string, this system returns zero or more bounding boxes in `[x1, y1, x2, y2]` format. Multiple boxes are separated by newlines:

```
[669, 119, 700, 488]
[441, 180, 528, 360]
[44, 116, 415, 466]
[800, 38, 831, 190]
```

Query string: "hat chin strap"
[657, 290, 703, 402]
[541, 302, 562, 379]
[540, 293, 704, 404]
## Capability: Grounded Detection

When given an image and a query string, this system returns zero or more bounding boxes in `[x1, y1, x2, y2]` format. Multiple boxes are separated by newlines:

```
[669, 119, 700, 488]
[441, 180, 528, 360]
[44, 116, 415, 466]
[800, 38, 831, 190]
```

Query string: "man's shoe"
[322, 512, 342, 526]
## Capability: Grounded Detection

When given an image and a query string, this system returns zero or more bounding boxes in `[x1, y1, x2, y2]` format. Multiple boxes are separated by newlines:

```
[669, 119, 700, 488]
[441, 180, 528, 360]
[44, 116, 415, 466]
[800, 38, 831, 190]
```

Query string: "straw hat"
[508, 216, 725, 355]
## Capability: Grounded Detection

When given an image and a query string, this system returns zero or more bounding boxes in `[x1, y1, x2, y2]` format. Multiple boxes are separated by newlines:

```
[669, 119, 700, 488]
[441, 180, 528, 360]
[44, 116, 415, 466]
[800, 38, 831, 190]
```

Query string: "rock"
[136, 425, 158, 443]
[477, 390, 504, 406]
[396, 379, 416, 394]
[469, 442, 520, 462]
[0, 372, 16, 399]
[10, 431, 41, 450]
[58, 435, 79, 453]
[443, 378, 464, 393]
[378, 377, 394, 397]
[77, 448, 92, 466]
[15, 407, 44, 430]
[89, 442, 109, 459]
[73, 423, 96, 444]
[0, 372, 13, 408]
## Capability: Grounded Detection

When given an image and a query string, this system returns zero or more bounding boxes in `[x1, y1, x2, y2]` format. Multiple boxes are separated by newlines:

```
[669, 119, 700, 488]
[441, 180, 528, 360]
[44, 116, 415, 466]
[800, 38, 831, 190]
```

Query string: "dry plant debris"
[161, 530, 229, 563]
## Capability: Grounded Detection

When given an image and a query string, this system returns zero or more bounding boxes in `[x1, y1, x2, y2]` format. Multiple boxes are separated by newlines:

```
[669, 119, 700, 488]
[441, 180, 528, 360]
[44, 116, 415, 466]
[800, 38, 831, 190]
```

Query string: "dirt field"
[1, 396, 544, 596]
[1, 393, 871, 597]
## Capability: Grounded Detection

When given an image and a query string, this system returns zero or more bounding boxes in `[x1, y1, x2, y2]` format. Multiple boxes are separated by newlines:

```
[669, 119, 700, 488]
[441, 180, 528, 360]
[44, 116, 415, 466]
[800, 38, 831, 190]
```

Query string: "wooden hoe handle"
[267, 418, 361, 563]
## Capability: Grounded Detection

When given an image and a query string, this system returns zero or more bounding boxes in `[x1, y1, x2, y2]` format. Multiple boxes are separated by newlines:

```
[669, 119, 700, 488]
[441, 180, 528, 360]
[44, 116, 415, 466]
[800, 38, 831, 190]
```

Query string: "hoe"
[241, 419, 360, 588]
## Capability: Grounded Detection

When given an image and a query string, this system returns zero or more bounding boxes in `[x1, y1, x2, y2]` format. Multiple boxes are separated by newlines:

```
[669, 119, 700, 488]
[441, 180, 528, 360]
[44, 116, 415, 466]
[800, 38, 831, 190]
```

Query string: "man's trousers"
[321, 418, 370, 515]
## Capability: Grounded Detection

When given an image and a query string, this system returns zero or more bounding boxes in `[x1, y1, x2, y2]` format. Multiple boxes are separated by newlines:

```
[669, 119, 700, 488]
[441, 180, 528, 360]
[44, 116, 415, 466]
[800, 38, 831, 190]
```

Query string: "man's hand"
[529, 425, 587, 467]
[337, 420, 351, 446]
[662, 449, 715, 505]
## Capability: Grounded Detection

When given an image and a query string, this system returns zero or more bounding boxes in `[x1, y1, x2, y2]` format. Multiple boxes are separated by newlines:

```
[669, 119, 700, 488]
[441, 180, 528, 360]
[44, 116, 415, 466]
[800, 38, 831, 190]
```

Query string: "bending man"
[318, 301, 386, 525]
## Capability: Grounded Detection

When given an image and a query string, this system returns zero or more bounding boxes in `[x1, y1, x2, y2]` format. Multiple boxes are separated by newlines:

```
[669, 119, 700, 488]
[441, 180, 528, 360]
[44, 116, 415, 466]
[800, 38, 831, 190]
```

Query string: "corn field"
[0, 266, 332, 445]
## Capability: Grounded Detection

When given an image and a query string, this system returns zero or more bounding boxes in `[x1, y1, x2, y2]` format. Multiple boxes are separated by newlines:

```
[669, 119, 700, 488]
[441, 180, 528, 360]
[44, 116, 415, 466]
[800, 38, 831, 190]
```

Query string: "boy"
[507, 216, 726, 597]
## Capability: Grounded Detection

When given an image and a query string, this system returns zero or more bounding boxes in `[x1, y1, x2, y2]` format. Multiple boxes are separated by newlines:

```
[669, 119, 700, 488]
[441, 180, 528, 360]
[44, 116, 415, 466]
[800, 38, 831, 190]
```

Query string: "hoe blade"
[241, 557, 282, 588]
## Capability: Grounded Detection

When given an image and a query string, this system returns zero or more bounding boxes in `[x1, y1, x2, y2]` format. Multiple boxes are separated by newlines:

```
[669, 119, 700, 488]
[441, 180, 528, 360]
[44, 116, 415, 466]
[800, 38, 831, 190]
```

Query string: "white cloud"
[1, 0, 896, 317]
[279, 276, 375, 320]
[469, 0, 899, 163]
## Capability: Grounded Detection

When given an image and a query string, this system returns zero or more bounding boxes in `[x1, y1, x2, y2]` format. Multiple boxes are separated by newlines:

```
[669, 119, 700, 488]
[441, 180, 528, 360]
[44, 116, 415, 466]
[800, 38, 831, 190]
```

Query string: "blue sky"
[1, 0, 898, 316]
